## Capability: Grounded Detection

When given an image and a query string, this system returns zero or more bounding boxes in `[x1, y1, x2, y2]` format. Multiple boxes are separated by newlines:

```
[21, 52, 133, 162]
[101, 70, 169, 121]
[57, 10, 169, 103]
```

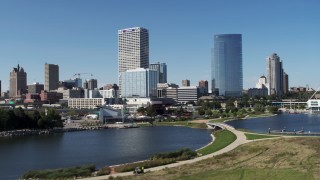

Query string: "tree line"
[0, 108, 63, 131]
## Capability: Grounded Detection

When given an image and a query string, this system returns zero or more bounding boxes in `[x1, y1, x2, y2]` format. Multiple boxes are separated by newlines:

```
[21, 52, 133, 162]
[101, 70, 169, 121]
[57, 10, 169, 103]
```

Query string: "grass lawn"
[197, 130, 236, 155]
[123, 137, 320, 180]
[175, 168, 313, 180]
[245, 133, 278, 140]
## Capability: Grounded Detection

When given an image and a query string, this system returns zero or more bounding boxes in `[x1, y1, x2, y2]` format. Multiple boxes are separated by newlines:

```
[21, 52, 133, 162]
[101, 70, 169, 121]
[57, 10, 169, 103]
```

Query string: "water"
[226, 113, 320, 133]
[0, 126, 211, 179]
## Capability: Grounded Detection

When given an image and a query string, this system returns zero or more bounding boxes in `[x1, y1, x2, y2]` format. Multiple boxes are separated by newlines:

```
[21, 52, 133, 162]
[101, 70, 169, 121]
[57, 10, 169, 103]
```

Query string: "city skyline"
[0, 0, 319, 92]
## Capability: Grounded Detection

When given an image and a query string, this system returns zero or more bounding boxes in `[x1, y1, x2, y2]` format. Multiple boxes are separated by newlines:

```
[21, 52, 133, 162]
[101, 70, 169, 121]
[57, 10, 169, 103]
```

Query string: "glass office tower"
[121, 68, 158, 98]
[211, 34, 243, 97]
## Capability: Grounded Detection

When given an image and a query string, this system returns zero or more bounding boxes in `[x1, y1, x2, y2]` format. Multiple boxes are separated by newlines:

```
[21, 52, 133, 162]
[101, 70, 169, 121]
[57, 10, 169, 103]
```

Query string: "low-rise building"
[248, 88, 268, 97]
[40, 90, 63, 104]
[177, 86, 201, 104]
[68, 98, 104, 109]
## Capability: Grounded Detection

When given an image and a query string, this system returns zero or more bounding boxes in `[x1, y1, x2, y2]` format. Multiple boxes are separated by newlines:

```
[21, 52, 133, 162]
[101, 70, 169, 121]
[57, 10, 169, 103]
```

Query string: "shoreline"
[0, 126, 109, 138]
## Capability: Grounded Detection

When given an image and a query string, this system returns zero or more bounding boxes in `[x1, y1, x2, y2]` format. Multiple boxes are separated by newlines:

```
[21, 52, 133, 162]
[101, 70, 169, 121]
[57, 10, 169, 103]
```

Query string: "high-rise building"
[283, 72, 289, 94]
[9, 64, 27, 97]
[266, 53, 284, 95]
[211, 34, 243, 97]
[199, 80, 209, 95]
[118, 27, 149, 92]
[121, 68, 158, 98]
[182, 79, 190, 87]
[45, 63, 59, 91]
[150, 62, 167, 83]
[88, 79, 98, 90]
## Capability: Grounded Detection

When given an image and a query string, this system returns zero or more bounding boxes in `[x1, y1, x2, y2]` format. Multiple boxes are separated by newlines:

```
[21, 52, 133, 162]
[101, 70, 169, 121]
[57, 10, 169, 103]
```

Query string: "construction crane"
[73, 73, 93, 79]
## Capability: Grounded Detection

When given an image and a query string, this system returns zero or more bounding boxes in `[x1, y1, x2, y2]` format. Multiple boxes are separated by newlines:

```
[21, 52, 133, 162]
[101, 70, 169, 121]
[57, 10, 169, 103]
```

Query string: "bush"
[150, 148, 197, 160]
[114, 148, 197, 173]
[22, 164, 96, 179]
[96, 166, 111, 176]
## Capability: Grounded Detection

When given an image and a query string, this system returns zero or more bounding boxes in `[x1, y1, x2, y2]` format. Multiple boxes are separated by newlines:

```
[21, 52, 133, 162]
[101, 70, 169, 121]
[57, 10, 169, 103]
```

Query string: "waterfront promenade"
[81, 123, 252, 180]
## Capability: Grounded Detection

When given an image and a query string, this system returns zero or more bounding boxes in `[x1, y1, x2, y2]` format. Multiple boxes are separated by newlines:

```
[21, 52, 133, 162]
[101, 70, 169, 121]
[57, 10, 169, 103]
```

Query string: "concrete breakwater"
[0, 126, 109, 138]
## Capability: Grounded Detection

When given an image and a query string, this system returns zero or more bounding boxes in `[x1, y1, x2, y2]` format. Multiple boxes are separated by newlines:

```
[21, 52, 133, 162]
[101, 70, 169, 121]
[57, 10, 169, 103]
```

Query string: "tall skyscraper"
[9, 64, 27, 97]
[118, 27, 149, 92]
[283, 72, 289, 95]
[150, 62, 167, 83]
[45, 63, 59, 91]
[266, 53, 284, 96]
[211, 34, 243, 97]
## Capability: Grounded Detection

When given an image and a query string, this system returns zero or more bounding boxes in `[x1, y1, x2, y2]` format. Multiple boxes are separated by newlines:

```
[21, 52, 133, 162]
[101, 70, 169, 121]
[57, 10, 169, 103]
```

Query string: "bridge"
[206, 123, 228, 130]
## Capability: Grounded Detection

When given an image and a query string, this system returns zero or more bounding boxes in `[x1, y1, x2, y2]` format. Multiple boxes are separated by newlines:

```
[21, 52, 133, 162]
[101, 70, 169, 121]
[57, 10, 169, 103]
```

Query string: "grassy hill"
[120, 137, 320, 180]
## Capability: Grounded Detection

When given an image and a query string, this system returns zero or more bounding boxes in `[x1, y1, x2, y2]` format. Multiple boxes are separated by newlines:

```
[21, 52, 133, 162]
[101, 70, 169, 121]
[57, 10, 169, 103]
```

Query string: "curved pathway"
[82, 123, 251, 180]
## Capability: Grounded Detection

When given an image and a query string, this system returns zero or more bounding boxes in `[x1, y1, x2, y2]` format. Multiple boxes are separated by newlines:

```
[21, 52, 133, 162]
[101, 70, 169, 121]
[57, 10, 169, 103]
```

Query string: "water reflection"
[0, 126, 211, 179]
[226, 113, 320, 133]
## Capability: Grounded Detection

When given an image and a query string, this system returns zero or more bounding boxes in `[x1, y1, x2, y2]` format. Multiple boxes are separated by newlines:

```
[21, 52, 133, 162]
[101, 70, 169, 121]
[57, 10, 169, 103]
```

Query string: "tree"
[254, 103, 266, 113]
[205, 110, 213, 116]
[267, 106, 279, 114]
[40, 108, 62, 128]
[198, 108, 205, 116]
[0, 109, 9, 130]
[137, 107, 146, 115]
[146, 106, 156, 117]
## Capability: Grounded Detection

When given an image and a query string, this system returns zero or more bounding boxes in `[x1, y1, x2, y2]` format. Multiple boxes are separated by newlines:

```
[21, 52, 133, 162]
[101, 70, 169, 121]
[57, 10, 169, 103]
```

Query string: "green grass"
[175, 168, 313, 180]
[245, 133, 278, 140]
[197, 130, 236, 155]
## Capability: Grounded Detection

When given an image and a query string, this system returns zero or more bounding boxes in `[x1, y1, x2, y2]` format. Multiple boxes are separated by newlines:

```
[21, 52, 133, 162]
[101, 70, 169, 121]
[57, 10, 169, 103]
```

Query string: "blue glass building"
[121, 68, 158, 98]
[211, 34, 243, 97]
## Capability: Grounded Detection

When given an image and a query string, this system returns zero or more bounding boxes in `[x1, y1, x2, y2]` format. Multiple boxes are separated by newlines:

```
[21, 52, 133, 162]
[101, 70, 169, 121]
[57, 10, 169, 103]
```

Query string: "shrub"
[22, 164, 95, 179]
[114, 148, 197, 173]
[96, 166, 111, 176]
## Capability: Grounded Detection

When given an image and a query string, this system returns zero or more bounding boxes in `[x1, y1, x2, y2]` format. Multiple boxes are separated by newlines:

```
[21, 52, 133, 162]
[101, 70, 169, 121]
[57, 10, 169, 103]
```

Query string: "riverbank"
[0, 126, 108, 137]
[80, 123, 249, 180]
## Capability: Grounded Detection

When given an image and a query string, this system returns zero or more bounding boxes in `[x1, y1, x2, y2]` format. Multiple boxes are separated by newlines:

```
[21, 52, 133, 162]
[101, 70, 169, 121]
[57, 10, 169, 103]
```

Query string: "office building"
[9, 64, 27, 97]
[121, 68, 158, 98]
[211, 34, 243, 97]
[45, 63, 59, 91]
[182, 79, 190, 87]
[150, 62, 167, 83]
[266, 53, 286, 96]
[157, 83, 179, 99]
[177, 86, 201, 104]
[68, 98, 104, 109]
[118, 27, 149, 91]
[28, 83, 44, 94]
[199, 80, 209, 95]
[283, 72, 289, 94]
[256, 75, 267, 89]
[88, 79, 98, 90]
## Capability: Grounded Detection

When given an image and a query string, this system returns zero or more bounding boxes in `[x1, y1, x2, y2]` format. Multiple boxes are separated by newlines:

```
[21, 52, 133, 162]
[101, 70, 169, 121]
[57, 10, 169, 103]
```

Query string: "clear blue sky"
[0, 0, 319, 92]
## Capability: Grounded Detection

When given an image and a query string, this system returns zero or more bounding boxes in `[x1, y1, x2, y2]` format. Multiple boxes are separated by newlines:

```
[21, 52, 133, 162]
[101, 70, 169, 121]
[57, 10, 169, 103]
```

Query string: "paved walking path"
[81, 123, 251, 180]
